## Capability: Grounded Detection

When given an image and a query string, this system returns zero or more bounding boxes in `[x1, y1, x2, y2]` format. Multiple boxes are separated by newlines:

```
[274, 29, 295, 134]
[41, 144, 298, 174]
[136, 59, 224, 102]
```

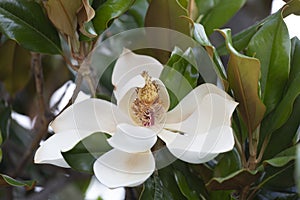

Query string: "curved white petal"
[152, 78, 170, 111]
[93, 149, 155, 188]
[112, 49, 163, 102]
[158, 126, 234, 164]
[164, 93, 237, 135]
[34, 129, 91, 167]
[107, 123, 157, 153]
[74, 91, 91, 103]
[115, 75, 145, 103]
[166, 83, 237, 124]
[51, 99, 131, 135]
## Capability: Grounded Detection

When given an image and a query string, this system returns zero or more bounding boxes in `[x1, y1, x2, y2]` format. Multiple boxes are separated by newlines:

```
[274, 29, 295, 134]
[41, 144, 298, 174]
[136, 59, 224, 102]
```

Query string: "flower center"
[131, 72, 165, 127]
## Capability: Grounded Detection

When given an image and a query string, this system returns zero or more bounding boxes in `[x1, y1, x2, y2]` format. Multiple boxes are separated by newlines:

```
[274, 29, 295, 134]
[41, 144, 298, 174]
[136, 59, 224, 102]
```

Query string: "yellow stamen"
[131, 71, 164, 127]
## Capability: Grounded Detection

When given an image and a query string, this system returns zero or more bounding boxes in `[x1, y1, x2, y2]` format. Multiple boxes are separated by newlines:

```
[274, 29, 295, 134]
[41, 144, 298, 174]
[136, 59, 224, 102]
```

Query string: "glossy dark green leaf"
[174, 170, 200, 200]
[0, 40, 31, 95]
[260, 37, 300, 136]
[62, 132, 112, 173]
[93, 0, 135, 34]
[127, 0, 149, 27]
[194, 0, 214, 15]
[0, 0, 62, 54]
[261, 96, 300, 160]
[156, 164, 186, 200]
[199, 0, 246, 35]
[173, 161, 209, 199]
[213, 149, 242, 178]
[193, 23, 228, 89]
[263, 146, 296, 168]
[246, 10, 290, 114]
[160, 47, 199, 110]
[206, 169, 260, 191]
[260, 161, 295, 189]
[217, 0, 300, 56]
[139, 174, 174, 200]
[174, 170, 199, 199]
[0, 174, 35, 189]
[219, 29, 266, 133]
[217, 23, 262, 56]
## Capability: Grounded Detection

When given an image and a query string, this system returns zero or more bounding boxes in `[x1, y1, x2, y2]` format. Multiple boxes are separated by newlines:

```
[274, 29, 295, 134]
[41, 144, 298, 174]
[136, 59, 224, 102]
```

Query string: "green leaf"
[62, 132, 112, 173]
[296, 144, 300, 195]
[0, 174, 35, 189]
[193, 23, 228, 90]
[127, 0, 149, 27]
[218, 29, 266, 133]
[93, 0, 135, 34]
[261, 37, 300, 136]
[209, 190, 235, 200]
[160, 47, 199, 110]
[0, 0, 62, 54]
[44, 0, 82, 37]
[261, 96, 300, 160]
[213, 149, 242, 178]
[217, 0, 300, 56]
[140, 174, 174, 200]
[217, 23, 262, 56]
[174, 170, 200, 200]
[157, 163, 186, 200]
[246, 10, 290, 114]
[173, 161, 208, 199]
[145, 0, 189, 34]
[257, 188, 299, 200]
[199, 0, 246, 35]
[282, 0, 300, 16]
[0, 40, 31, 95]
[144, 0, 190, 63]
[206, 169, 260, 191]
[263, 146, 296, 168]
[259, 161, 295, 189]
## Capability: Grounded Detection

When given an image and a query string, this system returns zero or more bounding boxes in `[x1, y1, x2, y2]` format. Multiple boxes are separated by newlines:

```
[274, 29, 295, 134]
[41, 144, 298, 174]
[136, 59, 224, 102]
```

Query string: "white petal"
[34, 129, 91, 167]
[107, 123, 157, 153]
[164, 93, 237, 135]
[93, 149, 155, 188]
[51, 99, 131, 135]
[115, 75, 145, 106]
[158, 126, 234, 164]
[152, 78, 170, 111]
[112, 49, 163, 102]
[74, 91, 91, 104]
[166, 83, 237, 124]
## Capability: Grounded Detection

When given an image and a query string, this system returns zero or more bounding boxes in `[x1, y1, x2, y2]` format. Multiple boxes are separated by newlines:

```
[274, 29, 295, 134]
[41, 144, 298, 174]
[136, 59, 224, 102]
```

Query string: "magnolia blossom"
[34, 49, 238, 188]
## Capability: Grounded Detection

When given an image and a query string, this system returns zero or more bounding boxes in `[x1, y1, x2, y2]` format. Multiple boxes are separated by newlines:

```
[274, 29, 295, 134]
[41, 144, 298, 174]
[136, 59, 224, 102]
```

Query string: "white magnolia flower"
[34, 49, 238, 188]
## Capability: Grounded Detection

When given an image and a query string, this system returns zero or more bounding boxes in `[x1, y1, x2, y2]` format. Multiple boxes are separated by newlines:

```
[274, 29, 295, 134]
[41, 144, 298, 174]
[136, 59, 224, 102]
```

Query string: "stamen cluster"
[131, 72, 164, 127]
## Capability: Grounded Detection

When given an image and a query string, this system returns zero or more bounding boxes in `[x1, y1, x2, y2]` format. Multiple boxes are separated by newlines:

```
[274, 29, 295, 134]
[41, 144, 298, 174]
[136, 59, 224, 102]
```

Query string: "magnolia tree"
[0, 0, 299, 199]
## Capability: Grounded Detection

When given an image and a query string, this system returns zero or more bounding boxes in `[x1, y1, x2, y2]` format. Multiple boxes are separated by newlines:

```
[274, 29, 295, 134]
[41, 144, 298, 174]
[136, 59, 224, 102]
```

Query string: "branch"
[11, 53, 53, 177]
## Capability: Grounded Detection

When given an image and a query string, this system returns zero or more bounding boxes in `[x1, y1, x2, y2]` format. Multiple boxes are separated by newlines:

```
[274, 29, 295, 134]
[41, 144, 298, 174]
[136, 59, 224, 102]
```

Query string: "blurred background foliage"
[0, 0, 299, 199]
